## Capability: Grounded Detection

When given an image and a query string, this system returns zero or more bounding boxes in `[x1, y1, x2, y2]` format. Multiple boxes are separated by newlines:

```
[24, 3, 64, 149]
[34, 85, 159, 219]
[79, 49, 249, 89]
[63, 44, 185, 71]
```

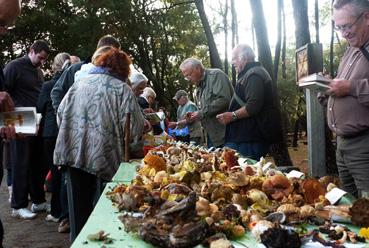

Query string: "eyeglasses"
[334, 12, 364, 33]
[183, 68, 194, 81]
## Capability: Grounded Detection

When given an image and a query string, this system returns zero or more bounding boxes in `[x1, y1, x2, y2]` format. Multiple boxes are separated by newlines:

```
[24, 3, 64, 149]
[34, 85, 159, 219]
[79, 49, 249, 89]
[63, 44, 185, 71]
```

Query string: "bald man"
[0, 0, 21, 245]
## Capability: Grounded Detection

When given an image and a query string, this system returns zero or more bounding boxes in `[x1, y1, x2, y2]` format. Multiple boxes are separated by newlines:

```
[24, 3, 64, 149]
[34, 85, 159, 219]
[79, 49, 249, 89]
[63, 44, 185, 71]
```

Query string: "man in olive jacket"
[180, 58, 233, 148]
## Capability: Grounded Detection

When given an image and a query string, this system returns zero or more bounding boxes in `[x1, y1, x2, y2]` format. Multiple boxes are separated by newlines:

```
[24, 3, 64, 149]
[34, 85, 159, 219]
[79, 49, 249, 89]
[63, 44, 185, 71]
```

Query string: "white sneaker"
[11, 208, 37, 219]
[31, 202, 51, 213]
[45, 214, 59, 223]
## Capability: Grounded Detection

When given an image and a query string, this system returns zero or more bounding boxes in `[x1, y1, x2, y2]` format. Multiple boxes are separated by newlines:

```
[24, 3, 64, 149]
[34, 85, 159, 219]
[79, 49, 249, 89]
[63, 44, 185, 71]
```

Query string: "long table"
[72, 162, 366, 248]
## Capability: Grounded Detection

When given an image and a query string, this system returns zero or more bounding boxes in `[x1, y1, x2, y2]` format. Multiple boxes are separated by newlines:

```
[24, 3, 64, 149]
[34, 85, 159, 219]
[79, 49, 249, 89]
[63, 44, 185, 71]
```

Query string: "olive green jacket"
[196, 68, 233, 147]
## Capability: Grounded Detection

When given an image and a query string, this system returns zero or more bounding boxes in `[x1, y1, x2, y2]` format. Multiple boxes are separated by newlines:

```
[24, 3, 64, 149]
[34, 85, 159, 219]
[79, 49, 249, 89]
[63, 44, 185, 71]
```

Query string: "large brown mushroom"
[262, 174, 292, 201]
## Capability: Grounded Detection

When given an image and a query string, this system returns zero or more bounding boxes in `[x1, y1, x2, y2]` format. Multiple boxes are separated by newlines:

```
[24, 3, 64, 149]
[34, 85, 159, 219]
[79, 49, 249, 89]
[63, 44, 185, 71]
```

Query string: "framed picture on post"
[295, 43, 323, 83]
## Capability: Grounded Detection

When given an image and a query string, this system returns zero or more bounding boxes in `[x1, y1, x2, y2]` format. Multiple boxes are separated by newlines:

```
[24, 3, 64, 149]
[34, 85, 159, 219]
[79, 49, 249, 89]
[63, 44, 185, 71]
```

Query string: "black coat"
[37, 71, 63, 137]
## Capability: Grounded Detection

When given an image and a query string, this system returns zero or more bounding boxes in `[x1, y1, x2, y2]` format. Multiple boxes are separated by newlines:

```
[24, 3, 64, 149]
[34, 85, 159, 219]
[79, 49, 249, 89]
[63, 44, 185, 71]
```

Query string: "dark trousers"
[3, 141, 11, 186]
[224, 142, 270, 161]
[59, 170, 68, 221]
[10, 136, 47, 209]
[43, 137, 61, 218]
[337, 132, 369, 198]
[66, 167, 106, 241]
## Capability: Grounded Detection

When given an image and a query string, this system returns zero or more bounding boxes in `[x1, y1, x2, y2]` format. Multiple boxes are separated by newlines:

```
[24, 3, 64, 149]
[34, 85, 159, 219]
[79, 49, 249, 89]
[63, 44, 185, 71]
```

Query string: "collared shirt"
[327, 42, 369, 137]
[4, 55, 43, 107]
[54, 72, 144, 181]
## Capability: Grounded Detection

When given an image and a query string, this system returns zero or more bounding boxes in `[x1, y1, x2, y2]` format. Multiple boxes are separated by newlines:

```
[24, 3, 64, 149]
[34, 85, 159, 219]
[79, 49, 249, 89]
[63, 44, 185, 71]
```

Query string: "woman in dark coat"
[37, 52, 71, 225]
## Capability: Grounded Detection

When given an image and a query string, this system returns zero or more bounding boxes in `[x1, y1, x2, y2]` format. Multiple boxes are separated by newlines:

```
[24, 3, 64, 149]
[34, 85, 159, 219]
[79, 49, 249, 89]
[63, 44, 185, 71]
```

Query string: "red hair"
[94, 48, 132, 80]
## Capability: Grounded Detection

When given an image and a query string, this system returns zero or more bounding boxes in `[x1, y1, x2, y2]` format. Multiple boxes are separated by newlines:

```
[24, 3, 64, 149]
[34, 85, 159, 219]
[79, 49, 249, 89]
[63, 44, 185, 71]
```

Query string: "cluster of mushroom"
[106, 143, 361, 247]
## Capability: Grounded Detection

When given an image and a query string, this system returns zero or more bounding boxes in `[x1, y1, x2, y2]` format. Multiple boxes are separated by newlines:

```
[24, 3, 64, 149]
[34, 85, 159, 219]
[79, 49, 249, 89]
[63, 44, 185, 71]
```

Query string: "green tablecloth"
[72, 161, 366, 248]
[71, 182, 260, 248]
[111, 161, 140, 183]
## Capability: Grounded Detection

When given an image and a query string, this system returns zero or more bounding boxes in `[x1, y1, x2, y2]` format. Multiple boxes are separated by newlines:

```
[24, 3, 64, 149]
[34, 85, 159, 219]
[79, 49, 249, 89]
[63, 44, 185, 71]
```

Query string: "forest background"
[0, 0, 348, 172]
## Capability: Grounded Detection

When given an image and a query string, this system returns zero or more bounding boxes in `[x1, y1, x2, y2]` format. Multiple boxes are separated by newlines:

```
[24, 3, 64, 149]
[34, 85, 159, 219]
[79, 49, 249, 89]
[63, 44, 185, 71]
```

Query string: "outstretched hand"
[0, 92, 14, 112]
[0, 92, 16, 140]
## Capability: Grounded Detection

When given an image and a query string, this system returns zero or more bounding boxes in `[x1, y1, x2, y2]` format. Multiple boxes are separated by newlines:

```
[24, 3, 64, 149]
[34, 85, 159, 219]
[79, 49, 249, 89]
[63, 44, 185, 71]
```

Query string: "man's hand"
[143, 108, 154, 114]
[168, 121, 177, 129]
[216, 112, 233, 125]
[189, 111, 200, 122]
[327, 78, 351, 97]
[143, 119, 152, 133]
[0, 92, 16, 140]
[0, 92, 14, 112]
[0, 125, 16, 140]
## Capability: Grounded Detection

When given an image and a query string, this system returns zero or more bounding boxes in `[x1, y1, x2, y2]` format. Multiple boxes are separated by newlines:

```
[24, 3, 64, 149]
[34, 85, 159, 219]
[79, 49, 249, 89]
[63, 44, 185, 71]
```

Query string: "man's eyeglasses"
[183, 68, 194, 81]
[334, 12, 364, 33]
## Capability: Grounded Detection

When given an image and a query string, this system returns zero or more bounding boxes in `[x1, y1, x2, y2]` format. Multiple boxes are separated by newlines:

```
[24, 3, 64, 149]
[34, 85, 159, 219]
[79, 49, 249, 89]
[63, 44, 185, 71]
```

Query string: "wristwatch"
[232, 111, 238, 120]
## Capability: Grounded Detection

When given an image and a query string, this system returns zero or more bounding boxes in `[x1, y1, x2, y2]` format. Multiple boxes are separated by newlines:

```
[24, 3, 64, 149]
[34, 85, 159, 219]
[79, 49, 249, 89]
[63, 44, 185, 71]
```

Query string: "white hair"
[236, 44, 255, 62]
[130, 71, 148, 89]
[180, 57, 204, 70]
[140, 87, 156, 99]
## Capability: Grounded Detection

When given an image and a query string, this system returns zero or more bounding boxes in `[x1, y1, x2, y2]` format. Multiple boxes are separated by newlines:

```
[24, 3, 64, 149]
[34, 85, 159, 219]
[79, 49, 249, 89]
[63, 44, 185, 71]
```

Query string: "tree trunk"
[281, 1, 287, 79]
[274, 0, 283, 81]
[224, 0, 229, 75]
[292, 0, 311, 48]
[194, 0, 223, 69]
[231, 0, 238, 86]
[250, 0, 293, 167]
[315, 0, 320, 43]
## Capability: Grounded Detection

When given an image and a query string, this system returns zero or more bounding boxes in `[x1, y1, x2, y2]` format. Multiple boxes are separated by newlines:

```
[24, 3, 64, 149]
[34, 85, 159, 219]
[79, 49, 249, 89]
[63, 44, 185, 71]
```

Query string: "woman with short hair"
[54, 48, 145, 240]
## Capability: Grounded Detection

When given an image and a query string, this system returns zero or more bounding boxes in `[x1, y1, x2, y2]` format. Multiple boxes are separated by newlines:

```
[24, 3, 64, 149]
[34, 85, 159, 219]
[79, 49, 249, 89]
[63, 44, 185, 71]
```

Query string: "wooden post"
[124, 113, 131, 162]
[305, 88, 326, 177]
[296, 43, 326, 178]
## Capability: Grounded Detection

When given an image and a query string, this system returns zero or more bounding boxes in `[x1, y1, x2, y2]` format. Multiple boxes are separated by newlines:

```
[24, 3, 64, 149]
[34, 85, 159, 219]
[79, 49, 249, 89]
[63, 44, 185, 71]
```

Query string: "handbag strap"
[360, 46, 369, 62]
[232, 92, 246, 106]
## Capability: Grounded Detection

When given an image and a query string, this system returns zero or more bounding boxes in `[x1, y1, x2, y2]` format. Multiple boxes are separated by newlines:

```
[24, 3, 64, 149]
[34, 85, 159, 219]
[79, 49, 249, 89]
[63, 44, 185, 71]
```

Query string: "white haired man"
[216, 44, 282, 160]
[180, 58, 233, 148]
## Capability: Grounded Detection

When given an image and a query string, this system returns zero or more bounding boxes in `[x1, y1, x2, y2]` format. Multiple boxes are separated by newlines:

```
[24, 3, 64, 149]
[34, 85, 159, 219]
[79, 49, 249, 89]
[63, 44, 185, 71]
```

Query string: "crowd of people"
[1, 0, 369, 247]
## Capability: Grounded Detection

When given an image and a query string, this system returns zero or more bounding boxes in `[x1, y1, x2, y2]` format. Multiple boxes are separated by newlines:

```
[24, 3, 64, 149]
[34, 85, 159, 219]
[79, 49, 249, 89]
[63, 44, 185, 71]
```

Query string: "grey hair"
[333, 0, 369, 15]
[179, 57, 204, 70]
[236, 44, 255, 62]
[52, 52, 71, 72]
[130, 71, 148, 89]
[141, 87, 156, 99]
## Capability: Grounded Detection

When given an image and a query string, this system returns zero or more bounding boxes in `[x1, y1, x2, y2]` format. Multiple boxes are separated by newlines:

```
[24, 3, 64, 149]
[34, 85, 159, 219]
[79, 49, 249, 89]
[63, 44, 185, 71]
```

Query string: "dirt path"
[1, 176, 70, 248]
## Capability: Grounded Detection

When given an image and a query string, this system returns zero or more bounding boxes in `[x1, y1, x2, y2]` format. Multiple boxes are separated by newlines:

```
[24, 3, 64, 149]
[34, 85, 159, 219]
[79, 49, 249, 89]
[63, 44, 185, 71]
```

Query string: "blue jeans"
[224, 142, 270, 161]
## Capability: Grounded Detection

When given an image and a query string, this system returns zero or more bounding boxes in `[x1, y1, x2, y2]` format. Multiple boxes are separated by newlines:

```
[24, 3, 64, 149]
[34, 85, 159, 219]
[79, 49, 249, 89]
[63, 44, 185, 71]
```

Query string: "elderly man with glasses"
[180, 58, 233, 148]
[327, 0, 369, 198]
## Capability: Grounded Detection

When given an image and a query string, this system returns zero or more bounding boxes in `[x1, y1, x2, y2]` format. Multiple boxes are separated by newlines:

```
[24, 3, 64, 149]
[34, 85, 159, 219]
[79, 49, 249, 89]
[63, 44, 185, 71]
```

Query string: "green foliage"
[1, 0, 208, 115]
[276, 47, 305, 132]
